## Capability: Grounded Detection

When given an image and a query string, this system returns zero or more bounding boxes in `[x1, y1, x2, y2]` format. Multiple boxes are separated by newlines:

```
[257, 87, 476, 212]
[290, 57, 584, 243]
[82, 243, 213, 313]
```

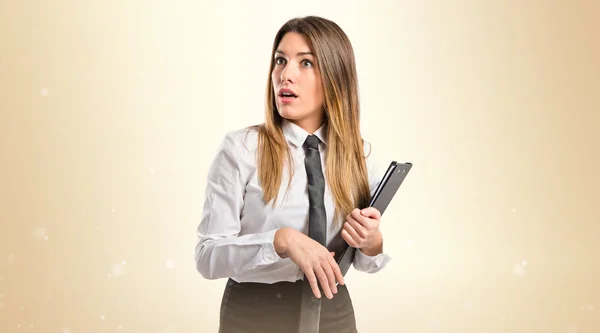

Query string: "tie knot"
[303, 135, 320, 150]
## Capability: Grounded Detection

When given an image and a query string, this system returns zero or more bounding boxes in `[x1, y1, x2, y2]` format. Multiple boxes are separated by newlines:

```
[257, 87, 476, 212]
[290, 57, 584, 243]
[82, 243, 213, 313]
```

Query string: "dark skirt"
[218, 278, 358, 333]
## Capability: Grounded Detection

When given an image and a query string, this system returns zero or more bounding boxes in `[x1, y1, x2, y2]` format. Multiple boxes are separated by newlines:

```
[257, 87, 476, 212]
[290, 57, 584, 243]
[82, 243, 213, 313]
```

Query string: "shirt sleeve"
[352, 140, 392, 273]
[194, 132, 282, 280]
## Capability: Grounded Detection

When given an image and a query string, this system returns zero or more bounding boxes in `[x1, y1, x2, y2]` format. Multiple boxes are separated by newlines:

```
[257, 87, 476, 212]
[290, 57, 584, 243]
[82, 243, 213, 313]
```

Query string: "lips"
[278, 88, 298, 98]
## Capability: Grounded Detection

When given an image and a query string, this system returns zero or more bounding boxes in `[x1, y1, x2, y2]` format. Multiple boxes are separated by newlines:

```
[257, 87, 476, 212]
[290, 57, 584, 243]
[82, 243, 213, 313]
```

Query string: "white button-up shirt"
[194, 119, 391, 283]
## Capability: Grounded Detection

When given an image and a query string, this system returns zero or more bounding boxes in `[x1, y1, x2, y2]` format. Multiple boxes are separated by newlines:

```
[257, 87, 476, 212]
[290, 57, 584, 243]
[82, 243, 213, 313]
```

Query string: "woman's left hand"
[341, 207, 383, 255]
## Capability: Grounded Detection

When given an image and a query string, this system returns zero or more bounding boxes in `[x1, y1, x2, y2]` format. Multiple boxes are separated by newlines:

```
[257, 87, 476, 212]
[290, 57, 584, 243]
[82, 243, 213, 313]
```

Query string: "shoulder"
[361, 138, 377, 174]
[362, 139, 374, 158]
[361, 139, 376, 166]
[212, 125, 261, 171]
[220, 126, 260, 154]
[207, 126, 261, 180]
[361, 138, 383, 192]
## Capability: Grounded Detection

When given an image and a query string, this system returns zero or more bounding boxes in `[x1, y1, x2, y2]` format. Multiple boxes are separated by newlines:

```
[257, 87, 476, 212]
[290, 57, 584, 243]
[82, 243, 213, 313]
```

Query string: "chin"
[277, 106, 304, 121]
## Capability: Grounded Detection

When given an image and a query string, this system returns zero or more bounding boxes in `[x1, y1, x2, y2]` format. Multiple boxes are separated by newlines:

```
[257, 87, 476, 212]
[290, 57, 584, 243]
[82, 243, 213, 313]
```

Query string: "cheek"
[307, 77, 322, 101]
[313, 82, 324, 104]
[271, 68, 282, 84]
[313, 73, 324, 95]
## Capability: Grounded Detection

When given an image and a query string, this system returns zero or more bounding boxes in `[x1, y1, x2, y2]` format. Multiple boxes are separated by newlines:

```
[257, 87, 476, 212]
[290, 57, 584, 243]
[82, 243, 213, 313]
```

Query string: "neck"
[289, 116, 324, 134]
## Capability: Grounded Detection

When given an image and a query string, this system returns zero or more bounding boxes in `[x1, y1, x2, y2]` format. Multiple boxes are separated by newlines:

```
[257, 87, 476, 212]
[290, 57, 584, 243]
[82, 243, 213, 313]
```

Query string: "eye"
[301, 59, 313, 68]
[275, 57, 286, 65]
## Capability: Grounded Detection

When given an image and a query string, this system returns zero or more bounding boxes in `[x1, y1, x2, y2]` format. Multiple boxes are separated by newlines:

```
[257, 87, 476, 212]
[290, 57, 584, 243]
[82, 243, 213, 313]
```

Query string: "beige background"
[1, 0, 599, 332]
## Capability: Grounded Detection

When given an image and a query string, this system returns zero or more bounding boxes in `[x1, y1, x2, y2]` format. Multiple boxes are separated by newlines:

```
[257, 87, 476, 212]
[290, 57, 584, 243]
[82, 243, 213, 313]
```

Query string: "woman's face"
[271, 32, 325, 133]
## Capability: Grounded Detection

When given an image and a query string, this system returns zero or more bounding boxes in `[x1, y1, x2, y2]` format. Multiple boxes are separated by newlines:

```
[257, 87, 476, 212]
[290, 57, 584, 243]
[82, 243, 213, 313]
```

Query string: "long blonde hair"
[250, 16, 371, 227]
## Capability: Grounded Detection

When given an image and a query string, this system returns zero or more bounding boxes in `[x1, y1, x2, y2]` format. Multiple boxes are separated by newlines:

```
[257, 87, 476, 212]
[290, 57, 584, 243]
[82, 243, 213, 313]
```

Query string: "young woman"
[195, 15, 391, 333]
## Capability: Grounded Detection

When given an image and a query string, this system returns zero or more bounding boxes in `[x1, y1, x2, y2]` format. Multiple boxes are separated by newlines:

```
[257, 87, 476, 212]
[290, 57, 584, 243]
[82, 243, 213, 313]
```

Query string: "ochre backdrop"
[1, 1, 599, 332]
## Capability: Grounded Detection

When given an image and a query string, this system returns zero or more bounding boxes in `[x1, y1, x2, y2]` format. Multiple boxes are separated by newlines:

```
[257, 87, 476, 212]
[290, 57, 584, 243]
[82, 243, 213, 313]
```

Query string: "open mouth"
[279, 92, 297, 98]
[278, 89, 298, 98]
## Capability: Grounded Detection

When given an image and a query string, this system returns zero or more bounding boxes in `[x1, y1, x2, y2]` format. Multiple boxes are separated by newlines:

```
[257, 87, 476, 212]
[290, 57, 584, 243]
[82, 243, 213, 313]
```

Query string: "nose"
[280, 63, 298, 84]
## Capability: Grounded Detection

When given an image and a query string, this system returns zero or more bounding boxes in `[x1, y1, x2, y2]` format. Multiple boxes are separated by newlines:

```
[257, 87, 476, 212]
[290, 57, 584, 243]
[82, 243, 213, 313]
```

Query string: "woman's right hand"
[274, 227, 345, 299]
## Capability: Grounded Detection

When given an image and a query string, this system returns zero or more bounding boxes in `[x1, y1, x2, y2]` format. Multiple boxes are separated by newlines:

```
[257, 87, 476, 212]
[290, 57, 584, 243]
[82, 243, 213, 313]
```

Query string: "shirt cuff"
[353, 248, 391, 273]
[257, 228, 283, 266]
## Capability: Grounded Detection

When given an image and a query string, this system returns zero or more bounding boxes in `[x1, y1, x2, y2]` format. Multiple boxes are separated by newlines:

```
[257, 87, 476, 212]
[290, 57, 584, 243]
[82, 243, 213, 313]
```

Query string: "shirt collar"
[282, 119, 328, 148]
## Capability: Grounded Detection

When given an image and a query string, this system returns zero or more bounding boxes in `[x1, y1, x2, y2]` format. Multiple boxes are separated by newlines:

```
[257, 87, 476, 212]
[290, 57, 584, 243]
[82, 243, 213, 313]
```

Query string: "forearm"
[273, 227, 301, 258]
[195, 229, 281, 279]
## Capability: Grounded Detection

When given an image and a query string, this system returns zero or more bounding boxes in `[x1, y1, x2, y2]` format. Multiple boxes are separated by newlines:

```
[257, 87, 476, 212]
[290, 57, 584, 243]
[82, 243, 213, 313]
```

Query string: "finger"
[346, 216, 368, 238]
[327, 253, 345, 286]
[330, 251, 335, 256]
[345, 220, 365, 242]
[360, 207, 381, 220]
[320, 256, 338, 295]
[350, 208, 364, 223]
[348, 212, 369, 236]
[341, 228, 359, 248]
[314, 265, 333, 299]
[304, 268, 322, 299]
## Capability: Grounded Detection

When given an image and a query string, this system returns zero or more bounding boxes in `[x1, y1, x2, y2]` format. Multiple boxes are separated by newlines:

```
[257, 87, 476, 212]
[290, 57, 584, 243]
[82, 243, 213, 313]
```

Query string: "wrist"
[362, 230, 384, 256]
[274, 227, 297, 258]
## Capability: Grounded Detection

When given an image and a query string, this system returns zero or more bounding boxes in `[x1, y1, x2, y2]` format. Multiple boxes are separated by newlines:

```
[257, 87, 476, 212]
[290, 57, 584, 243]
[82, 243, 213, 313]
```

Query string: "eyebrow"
[275, 50, 314, 57]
